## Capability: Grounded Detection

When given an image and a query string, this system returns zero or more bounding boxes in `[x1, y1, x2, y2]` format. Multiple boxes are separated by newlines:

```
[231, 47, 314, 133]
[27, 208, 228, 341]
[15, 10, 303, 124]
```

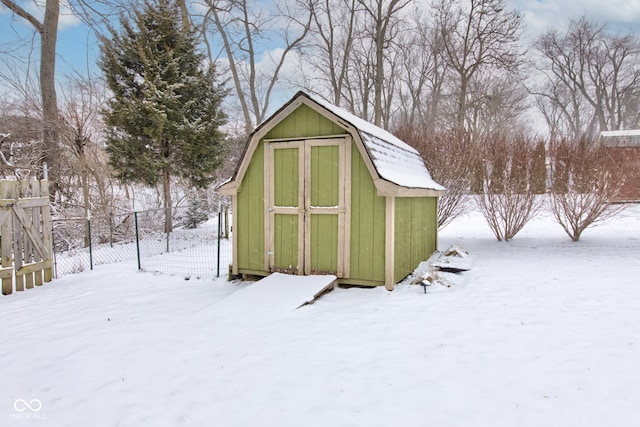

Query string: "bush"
[475, 133, 542, 241]
[548, 138, 627, 241]
[396, 127, 476, 229]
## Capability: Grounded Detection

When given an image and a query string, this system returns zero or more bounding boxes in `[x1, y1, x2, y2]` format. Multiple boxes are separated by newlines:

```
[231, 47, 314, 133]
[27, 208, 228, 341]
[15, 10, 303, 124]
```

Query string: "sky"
[1, 0, 640, 101]
[508, 0, 640, 39]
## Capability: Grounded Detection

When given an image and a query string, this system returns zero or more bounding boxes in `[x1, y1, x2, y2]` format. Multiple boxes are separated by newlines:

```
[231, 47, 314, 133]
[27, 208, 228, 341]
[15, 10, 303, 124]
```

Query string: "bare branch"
[548, 137, 628, 241]
[1, 0, 44, 32]
[474, 133, 542, 241]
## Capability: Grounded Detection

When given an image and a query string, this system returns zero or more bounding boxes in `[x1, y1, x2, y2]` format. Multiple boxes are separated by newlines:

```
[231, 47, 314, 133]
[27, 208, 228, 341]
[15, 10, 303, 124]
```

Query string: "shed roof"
[221, 91, 444, 197]
[311, 95, 444, 191]
[600, 130, 640, 147]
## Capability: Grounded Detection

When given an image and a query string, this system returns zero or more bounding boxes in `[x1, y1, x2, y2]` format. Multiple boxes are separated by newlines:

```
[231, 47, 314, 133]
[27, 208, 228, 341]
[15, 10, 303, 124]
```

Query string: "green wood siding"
[310, 145, 339, 207]
[265, 104, 345, 139]
[350, 143, 386, 283]
[274, 148, 299, 207]
[394, 197, 438, 283]
[310, 214, 338, 273]
[274, 214, 299, 273]
[236, 105, 345, 275]
[236, 141, 265, 272]
[309, 144, 339, 274]
[273, 146, 300, 273]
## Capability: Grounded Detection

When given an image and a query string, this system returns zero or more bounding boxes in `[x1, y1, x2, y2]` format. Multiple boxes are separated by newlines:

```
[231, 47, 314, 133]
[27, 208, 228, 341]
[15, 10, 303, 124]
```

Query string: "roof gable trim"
[220, 91, 445, 196]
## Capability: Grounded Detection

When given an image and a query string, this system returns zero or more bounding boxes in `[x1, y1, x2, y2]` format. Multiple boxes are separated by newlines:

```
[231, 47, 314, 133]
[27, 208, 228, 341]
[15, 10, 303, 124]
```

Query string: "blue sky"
[1, 1, 102, 78]
[1, 0, 640, 86]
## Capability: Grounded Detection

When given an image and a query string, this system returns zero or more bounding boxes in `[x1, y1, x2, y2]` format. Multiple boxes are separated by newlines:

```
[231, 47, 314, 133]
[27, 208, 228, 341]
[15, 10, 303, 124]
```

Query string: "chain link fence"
[52, 203, 232, 280]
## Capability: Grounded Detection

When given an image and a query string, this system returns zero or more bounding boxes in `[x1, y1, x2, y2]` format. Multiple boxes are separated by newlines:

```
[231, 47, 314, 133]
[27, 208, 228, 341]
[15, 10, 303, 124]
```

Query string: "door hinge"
[267, 251, 274, 256]
[268, 207, 275, 212]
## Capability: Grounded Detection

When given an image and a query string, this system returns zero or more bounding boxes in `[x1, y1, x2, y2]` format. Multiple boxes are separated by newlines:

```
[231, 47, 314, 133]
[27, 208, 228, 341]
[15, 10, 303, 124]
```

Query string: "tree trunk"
[41, 0, 60, 198]
[457, 76, 467, 130]
[373, 2, 384, 127]
[1, 0, 60, 197]
[176, 0, 190, 31]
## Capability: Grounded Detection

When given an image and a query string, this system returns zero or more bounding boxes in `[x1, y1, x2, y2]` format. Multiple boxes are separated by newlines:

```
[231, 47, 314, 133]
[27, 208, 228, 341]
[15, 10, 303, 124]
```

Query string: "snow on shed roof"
[600, 130, 640, 147]
[600, 129, 640, 137]
[309, 94, 444, 191]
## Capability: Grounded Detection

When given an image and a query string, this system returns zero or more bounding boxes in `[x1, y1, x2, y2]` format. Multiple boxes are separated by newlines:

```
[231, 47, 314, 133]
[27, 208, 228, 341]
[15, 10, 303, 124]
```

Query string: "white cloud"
[507, 0, 640, 38]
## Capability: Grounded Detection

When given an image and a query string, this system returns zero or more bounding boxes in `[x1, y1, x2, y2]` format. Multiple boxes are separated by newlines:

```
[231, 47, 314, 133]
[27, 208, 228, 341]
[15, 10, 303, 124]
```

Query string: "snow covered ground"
[1, 205, 639, 427]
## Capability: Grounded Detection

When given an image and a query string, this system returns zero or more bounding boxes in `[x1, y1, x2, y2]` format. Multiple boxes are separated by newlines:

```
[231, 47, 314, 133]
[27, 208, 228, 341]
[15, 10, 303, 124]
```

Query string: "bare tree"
[200, 0, 314, 135]
[475, 133, 542, 241]
[548, 138, 627, 241]
[57, 74, 114, 245]
[302, 0, 410, 128]
[533, 17, 640, 139]
[0, 58, 44, 179]
[303, 0, 358, 107]
[354, 0, 410, 126]
[0, 55, 43, 116]
[464, 70, 531, 137]
[395, 10, 448, 133]
[434, 0, 524, 132]
[1, 0, 60, 193]
[396, 126, 476, 229]
[0, 114, 43, 179]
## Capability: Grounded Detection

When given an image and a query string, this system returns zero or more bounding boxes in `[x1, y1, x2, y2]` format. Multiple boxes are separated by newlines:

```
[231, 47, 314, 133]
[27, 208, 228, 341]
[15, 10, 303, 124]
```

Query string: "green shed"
[219, 91, 444, 290]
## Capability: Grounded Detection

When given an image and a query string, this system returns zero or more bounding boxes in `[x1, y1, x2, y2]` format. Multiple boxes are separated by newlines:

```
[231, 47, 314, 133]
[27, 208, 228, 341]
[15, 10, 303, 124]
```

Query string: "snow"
[2, 205, 640, 426]
[600, 129, 640, 137]
[213, 272, 336, 321]
[312, 95, 418, 155]
[311, 94, 444, 191]
[360, 131, 445, 190]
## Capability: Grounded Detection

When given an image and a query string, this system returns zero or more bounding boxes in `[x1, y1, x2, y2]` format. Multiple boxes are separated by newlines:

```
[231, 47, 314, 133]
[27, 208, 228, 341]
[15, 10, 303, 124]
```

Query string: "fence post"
[224, 205, 229, 239]
[51, 225, 58, 279]
[165, 207, 170, 253]
[0, 181, 14, 295]
[109, 210, 114, 248]
[134, 211, 141, 270]
[87, 212, 93, 270]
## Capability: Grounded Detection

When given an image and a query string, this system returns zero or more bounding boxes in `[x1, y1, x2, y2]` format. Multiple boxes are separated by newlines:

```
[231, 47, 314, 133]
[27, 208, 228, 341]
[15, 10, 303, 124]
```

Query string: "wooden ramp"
[214, 273, 337, 320]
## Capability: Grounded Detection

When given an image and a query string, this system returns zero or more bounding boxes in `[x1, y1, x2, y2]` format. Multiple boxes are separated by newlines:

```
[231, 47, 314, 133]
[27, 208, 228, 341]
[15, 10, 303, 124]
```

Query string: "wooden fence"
[0, 180, 52, 295]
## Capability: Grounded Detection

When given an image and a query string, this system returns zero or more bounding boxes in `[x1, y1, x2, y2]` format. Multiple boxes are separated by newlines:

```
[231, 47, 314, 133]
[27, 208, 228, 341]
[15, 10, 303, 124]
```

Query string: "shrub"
[548, 138, 627, 241]
[475, 133, 542, 241]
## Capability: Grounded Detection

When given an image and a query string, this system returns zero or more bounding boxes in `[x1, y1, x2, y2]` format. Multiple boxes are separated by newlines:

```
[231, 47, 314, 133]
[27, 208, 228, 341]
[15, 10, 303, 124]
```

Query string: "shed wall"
[394, 197, 438, 283]
[608, 146, 640, 201]
[236, 104, 347, 275]
[236, 142, 265, 273]
[349, 143, 386, 284]
[264, 104, 345, 139]
[234, 102, 439, 287]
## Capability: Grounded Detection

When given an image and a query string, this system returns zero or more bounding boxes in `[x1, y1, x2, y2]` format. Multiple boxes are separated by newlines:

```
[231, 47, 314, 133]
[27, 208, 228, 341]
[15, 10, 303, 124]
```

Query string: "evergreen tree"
[98, 0, 226, 229]
[183, 189, 209, 229]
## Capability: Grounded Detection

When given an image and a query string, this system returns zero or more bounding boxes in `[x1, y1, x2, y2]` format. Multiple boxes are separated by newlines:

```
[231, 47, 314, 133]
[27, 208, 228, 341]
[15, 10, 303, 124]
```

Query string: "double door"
[266, 137, 349, 276]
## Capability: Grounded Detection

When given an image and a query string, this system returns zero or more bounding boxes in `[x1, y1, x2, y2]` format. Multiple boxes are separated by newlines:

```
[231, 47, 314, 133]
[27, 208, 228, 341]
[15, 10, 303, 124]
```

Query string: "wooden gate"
[0, 180, 53, 295]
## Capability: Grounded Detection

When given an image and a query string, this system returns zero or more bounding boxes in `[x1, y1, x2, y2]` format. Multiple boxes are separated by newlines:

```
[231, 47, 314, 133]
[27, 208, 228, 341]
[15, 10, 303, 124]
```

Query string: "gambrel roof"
[220, 91, 444, 197]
